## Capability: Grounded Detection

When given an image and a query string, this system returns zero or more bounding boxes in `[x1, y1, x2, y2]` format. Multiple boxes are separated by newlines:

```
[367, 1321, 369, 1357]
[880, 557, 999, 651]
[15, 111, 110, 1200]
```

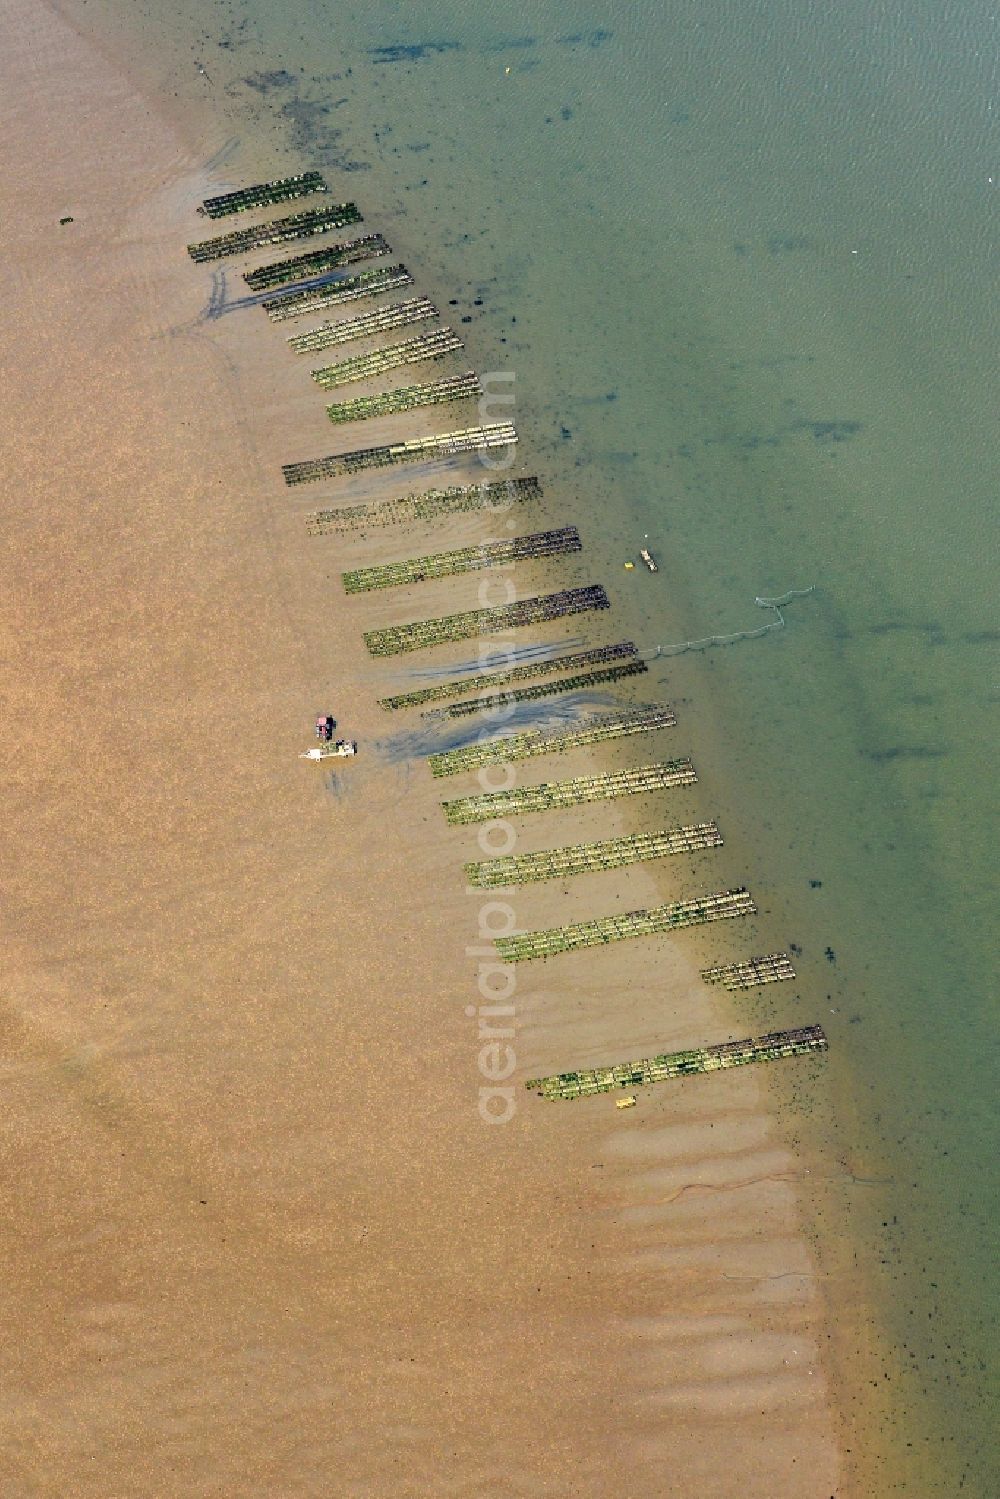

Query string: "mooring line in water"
[645, 586, 816, 659]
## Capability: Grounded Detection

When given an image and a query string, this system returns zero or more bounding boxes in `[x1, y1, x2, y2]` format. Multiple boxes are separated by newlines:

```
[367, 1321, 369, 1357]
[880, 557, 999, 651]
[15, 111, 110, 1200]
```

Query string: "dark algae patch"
[795, 418, 863, 443]
[368, 41, 462, 64]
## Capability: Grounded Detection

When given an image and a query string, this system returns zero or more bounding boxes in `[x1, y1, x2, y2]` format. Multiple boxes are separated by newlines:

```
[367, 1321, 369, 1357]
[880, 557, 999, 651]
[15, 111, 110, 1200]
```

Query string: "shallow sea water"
[59, 0, 998, 1489]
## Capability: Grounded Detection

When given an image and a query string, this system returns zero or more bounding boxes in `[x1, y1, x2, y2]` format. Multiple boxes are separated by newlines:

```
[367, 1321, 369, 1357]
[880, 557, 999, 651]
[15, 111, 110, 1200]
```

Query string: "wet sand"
[1, 0, 842, 1492]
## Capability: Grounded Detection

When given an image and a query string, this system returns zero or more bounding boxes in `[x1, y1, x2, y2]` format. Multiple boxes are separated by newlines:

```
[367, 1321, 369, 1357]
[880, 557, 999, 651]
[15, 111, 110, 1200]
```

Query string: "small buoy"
[624, 561, 635, 571]
[504, 66, 511, 75]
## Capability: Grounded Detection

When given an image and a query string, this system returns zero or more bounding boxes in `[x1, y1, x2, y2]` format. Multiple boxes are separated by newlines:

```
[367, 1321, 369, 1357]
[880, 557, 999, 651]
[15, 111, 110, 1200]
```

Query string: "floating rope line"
[646, 586, 816, 659]
[188, 202, 361, 263]
[497, 888, 756, 963]
[365, 584, 607, 658]
[438, 659, 648, 719]
[378, 641, 634, 711]
[264, 265, 414, 323]
[288, 296, 438, 353]
[312, 328, 463, 388]
[344, 527, 581, 593]
[440, 758, 693, 822]
[466, 823, 722, 888]
[326, 371, 481, 425]
[307, 476, 540, 534]
[430, 705, 675, 777]
[526, 1026, 828, 1101]
[245, 233, 391, 291]
[199, 172, 328, 219]
[282, 422, 517, 484]
[701, 952, 796, 990]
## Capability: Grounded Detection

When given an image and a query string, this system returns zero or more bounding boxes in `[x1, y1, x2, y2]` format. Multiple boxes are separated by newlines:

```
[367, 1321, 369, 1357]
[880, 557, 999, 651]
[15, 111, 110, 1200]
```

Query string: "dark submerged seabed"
[67, 0, 998, 1489]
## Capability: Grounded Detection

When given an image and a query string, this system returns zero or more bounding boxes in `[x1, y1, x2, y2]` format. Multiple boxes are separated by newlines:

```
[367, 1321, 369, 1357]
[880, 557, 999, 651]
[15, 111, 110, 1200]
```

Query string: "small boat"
[640, 547, 658, 573]
[300, 740, 358, 761]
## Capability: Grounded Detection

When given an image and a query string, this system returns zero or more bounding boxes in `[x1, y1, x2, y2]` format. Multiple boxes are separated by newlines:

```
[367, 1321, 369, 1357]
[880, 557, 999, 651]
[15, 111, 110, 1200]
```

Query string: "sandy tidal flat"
[0, 0, 842, 1492]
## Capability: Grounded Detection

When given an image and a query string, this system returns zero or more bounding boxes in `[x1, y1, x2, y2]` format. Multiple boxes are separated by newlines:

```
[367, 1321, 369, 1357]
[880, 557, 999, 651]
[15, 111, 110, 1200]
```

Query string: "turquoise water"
[67, 0, 998, 1488]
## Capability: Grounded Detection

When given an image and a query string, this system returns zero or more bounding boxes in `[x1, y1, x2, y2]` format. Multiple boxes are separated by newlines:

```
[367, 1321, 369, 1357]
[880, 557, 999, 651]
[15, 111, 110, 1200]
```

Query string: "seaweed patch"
[864, 745, 948, 763]
[556, 29, 614, 47]
[795, 419, 862, 443]
[243, 70, 297, 93]
[369, 42, 463, 64]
